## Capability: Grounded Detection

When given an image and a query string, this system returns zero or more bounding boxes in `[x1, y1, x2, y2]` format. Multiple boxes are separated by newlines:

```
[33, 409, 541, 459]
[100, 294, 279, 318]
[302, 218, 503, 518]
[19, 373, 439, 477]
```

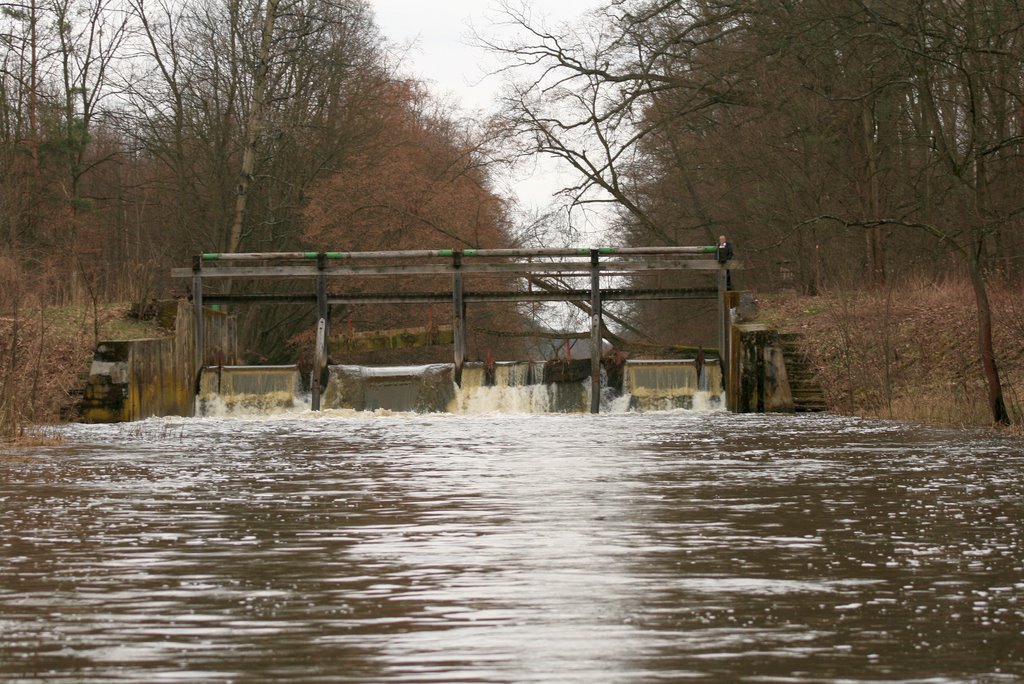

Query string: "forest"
[2, 0, 1024, 432]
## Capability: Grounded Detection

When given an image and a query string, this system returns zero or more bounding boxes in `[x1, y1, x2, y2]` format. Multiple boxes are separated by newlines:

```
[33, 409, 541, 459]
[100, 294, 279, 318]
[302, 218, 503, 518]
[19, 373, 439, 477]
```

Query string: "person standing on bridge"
[717, 234, 734, 290]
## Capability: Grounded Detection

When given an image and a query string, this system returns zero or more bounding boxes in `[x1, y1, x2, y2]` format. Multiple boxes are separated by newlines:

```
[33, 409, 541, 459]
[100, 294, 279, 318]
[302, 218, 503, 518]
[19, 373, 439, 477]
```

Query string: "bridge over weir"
[171, 246, 735, 413]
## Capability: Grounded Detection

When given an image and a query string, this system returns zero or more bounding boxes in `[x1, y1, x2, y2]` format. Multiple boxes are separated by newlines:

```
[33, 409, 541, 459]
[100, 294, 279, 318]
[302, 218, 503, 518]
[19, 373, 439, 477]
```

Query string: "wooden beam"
[718, 267, 728, 388]
[452, 253, 466, 385]
[312, 254, 329, 411]
[191, 256, 204, 395]
[170, 259, 738, 280]
[590, 250, 602, 414]
[198, 287, 719, 306]
[197, 245, 717, 262]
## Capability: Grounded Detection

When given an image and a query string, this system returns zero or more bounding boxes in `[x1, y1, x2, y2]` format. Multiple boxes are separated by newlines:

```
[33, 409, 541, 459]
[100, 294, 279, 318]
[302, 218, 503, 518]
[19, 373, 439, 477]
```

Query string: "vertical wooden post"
[312, 253, 328, 411]
[590, 249, 602, 414]
[312, 319, 327, 410]
[452, 250, 466, 385]
[725, 290, 741, 411]
[718, 266, 728, 392]
[192, 255, 204, 379]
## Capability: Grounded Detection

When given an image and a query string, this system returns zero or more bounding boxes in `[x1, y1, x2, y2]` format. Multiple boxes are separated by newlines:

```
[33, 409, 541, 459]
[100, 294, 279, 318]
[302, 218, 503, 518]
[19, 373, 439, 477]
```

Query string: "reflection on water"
[1, 412, 1022, 682]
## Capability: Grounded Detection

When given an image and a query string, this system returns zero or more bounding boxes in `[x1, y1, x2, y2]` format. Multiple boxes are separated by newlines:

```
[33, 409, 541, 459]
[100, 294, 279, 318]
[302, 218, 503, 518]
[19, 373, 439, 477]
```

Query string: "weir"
[195, 360, 726, 416]
[624, 360, 723, 411]
[198, 365, 304, 415]
[172, 246, 735, 414]
[81, 249, 824, 421]
[321, 364, 456, 413]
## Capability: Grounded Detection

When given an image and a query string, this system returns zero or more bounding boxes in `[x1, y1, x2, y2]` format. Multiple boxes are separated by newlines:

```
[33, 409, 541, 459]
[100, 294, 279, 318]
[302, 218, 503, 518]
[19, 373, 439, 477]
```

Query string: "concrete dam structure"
[78, 298, 821, 421]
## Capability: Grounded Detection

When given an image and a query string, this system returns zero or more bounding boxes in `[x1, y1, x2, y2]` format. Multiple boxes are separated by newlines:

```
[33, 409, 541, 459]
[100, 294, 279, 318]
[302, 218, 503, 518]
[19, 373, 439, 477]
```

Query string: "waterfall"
[451, 362, 576, 414]
[622, 359, 724, 411]
[197, 365, 306, 416]
[196, 359, 725, 416]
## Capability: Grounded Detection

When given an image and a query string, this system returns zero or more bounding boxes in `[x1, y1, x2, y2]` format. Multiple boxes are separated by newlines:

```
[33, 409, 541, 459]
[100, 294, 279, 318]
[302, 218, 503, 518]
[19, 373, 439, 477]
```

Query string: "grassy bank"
[0, 304, 163, 440]
[759, 277, 1024, 430]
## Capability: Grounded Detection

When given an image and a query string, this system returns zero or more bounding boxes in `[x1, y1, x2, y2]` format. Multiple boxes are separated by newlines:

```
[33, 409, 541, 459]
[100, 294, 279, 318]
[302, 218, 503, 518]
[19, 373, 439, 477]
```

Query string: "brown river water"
[1, 410, 1022, 682]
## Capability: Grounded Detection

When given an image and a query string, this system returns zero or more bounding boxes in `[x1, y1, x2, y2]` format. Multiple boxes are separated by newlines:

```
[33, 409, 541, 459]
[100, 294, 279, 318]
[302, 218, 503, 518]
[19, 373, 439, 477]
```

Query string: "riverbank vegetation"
[0, 296, 163, 440]
[3, 1, 1024, 436]
[760, 276, 1024, 430]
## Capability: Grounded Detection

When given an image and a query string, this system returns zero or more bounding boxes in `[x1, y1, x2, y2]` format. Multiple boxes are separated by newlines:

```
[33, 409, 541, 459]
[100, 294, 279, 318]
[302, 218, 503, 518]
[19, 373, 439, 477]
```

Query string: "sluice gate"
[198, 365, 302, 415]
[322, 364, 456, 413]
[624, 360, 723, 411]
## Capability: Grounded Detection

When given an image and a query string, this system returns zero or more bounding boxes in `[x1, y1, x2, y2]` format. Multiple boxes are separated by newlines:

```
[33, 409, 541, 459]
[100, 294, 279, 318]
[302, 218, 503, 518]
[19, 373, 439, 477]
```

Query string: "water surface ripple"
[1, 412, 1022, 682]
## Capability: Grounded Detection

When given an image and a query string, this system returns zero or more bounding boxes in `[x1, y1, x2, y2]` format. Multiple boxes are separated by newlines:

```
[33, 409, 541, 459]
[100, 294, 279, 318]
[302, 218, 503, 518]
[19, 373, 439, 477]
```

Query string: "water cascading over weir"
[197, 365, 303, 415]
[193, 359, 725, 417]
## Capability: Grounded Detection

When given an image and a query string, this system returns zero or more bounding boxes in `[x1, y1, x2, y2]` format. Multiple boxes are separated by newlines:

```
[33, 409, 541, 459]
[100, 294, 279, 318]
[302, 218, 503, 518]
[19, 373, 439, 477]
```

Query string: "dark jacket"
[716, 241, 734, 264]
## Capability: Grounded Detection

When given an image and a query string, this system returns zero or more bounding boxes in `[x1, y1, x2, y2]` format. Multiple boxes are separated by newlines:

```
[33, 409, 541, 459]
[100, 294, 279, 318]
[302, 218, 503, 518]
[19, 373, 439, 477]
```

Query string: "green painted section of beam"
[201, 253, 220, 261]
[302, 252, 319, 259]
[324, 252, 346, 259]
[438, 249, 454, 256]
[703, 246, 716, 253]
[463, 249, 478, 256]
[574, 247, 617, 255]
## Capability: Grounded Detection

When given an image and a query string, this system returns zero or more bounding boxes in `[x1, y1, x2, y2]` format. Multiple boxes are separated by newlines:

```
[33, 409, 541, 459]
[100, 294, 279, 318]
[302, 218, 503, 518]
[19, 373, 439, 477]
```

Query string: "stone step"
[778, 332, 827, 411]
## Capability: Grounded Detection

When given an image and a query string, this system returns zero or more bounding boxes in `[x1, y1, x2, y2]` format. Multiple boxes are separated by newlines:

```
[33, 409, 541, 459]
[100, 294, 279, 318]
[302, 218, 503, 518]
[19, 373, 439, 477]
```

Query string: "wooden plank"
[312, 254, 328, 411]
[199, 246, 717, 261]
[199, 287, 720, 306]
[453, 268, 466, 385]
[590, 251, 602, 414]
[192, 261, 204, 388]
[718, 268, 729, 390]
[311, 318, 326, 411]
[170, 259, 738, 280]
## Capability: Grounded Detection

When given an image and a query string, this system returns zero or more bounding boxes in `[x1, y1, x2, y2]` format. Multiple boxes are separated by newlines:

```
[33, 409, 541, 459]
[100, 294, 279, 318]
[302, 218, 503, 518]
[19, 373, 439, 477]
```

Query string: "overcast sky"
[371, 0, 603, 112]
[370, 0, 610, 240]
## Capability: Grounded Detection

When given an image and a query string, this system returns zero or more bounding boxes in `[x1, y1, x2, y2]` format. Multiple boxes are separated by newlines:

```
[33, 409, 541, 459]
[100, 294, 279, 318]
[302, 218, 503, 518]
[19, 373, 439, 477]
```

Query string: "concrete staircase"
[779, 332, 828, 412]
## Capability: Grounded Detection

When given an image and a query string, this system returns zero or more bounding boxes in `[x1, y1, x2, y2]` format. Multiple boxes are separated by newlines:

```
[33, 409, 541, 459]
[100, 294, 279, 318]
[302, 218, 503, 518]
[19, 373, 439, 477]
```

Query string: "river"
[1, 410, 1022, 682]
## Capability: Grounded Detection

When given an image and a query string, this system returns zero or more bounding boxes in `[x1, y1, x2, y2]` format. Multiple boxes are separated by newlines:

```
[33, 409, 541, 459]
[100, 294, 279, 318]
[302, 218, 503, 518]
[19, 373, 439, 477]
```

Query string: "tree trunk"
[967, 248, 1009, 425]
[861, 102, 886, 287]
[228, 0, 280, 254]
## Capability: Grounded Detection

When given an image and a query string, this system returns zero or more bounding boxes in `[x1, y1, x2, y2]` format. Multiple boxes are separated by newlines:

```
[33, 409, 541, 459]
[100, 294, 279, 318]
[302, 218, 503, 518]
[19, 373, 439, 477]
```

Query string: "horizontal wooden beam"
[196, 245, 717, 261]
[172, 260, 735, 280]
[199, 287, 718, 306]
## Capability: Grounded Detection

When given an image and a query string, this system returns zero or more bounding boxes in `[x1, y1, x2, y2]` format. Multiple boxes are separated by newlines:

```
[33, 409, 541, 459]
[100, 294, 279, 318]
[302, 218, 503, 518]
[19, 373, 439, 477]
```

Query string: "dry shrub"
[0, 256, 17, 290]
[988, 280, 1024, 424]
[879, 389, 991, 427]
[0, 294, 99, 439]
[765, 274, 1021, 428]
